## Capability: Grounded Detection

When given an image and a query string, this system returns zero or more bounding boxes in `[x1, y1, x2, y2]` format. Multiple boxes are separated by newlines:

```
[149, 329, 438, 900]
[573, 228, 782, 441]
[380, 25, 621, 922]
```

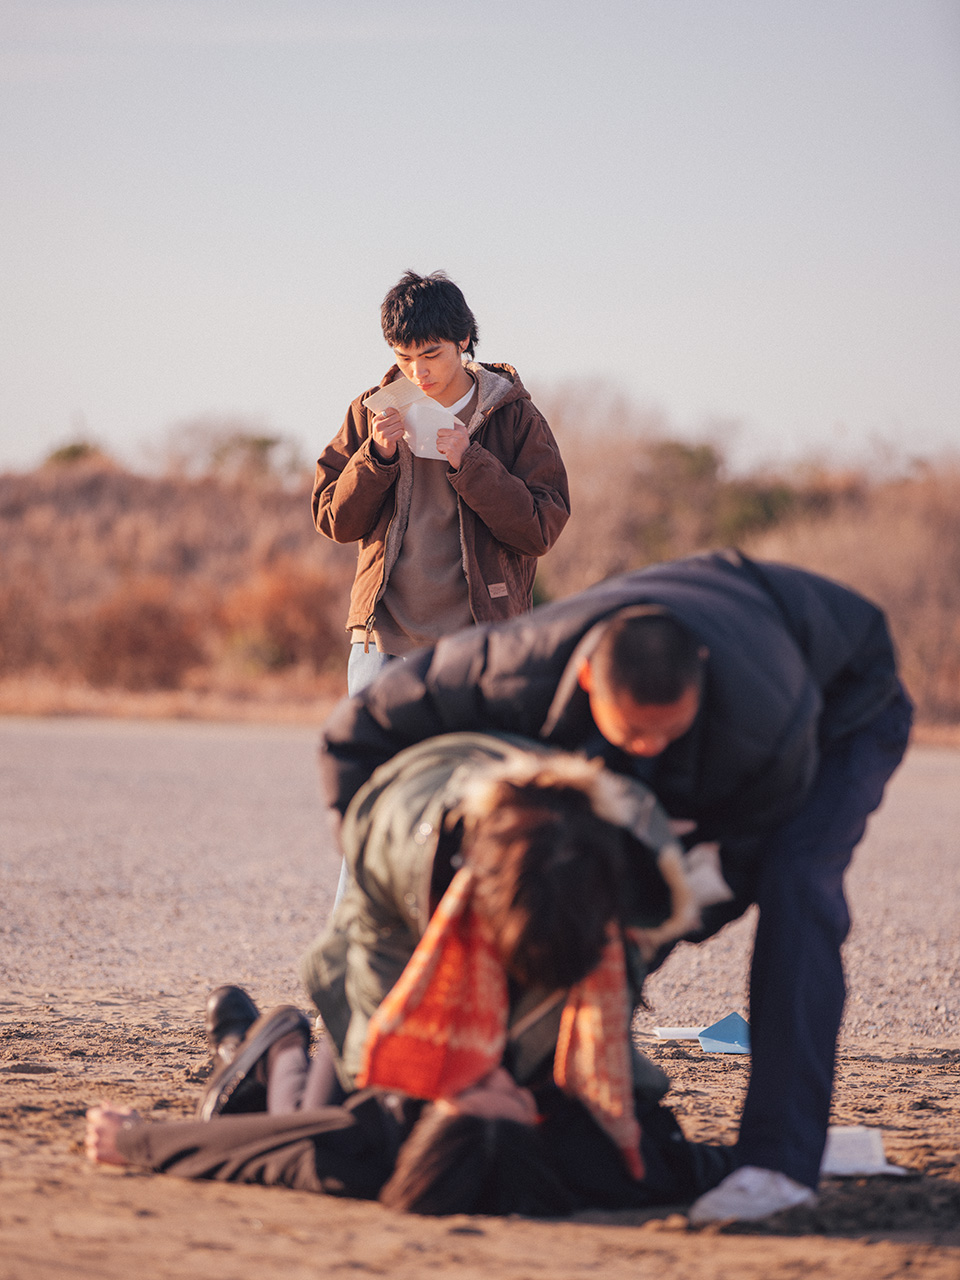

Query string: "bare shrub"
[0, 577, 52, 673]
[157, 417, 307, 486]
[0, 460, 353, 601]
[219, 559, 347, 674]
[3, 408, 958, 725]
[43, 440, 116, 468]
[744, 468, 960, 722]
[536, 382, 848, 600]
[0, 458, 354, 696]
[534, 384, 693, 596]
[71, 578, 204, 690]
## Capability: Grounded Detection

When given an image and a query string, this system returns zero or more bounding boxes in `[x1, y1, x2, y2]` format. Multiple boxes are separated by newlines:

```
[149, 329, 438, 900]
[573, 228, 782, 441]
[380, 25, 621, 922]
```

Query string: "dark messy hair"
[380, 1107, 574, 1217]
[464, 773, 625, 990]
[381, 270, 479, 358]
[589, 607, 705, 705]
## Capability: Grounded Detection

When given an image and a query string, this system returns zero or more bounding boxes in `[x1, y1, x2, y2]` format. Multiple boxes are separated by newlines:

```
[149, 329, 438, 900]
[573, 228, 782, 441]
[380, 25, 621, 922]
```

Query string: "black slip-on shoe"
[204, 985, 260, 1066]
[196, 1005, 311, 1121]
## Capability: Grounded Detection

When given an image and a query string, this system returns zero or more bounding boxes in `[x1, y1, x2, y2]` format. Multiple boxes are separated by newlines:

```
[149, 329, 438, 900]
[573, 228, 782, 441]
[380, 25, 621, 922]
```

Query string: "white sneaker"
[688, 1165, 817, 1224]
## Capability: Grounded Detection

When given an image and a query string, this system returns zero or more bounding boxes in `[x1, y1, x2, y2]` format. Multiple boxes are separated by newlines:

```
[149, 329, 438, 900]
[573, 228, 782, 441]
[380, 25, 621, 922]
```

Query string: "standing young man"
[313, 270, 570, 697]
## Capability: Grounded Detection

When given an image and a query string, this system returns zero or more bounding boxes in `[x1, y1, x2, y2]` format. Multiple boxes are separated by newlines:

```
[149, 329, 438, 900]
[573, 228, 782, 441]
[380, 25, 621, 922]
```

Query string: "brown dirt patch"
[2, 993, 958, 1280]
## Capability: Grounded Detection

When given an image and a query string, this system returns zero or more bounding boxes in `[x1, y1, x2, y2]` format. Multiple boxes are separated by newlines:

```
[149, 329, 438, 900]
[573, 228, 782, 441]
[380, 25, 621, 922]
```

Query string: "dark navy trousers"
[688, 686, 913, 1188]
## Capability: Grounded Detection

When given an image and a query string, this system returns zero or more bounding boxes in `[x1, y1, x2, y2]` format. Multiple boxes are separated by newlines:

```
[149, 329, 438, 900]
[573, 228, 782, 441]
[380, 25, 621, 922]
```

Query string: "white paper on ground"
[820, 1125, 908, 1177]
[653, 1012, 750, 1052]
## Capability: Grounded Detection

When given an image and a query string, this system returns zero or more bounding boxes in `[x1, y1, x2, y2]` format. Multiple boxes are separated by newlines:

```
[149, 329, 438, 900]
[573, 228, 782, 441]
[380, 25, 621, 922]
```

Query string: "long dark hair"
[380, 1107, 574, 1217]
[465, 774, 626, 989]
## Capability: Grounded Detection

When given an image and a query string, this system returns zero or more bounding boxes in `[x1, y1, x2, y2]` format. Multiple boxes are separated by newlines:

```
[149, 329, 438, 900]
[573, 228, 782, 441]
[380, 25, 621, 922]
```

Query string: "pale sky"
[2, 0, 958, 474]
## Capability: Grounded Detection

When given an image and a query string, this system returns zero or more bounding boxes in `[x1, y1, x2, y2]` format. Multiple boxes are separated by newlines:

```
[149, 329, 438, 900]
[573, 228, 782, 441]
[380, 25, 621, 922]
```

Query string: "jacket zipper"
[457, 411, 486, 622]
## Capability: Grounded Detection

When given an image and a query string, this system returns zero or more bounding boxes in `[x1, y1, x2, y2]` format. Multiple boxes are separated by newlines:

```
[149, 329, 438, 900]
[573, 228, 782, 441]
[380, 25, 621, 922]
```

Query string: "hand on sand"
[85, 1105, 139, 1166]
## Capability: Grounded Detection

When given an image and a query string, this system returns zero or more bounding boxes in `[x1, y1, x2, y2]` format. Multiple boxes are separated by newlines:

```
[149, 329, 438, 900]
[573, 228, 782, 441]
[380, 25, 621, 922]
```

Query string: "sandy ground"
[1, 717, 958, 1279]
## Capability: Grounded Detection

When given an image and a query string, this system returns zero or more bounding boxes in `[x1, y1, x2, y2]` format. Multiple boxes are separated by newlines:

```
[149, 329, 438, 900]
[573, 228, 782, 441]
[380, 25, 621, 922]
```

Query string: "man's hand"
[436, 420, 471, 469]
[85, 1105, 139, 1166]
[439, 1068, 538, 1124]
[371, 408, 405, 460]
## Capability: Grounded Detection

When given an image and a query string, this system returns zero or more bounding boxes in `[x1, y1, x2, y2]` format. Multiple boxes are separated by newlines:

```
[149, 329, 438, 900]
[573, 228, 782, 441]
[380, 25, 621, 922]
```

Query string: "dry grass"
[0, 669, 343, 724]
[744, 467, 960, 724]
[540, 386, 864, 600]
[0, 455, 355, 701]
[1, 430, 958, 729]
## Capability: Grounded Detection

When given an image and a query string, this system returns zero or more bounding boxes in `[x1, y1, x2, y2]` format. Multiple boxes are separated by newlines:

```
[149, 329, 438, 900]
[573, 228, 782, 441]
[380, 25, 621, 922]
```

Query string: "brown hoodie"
[313, 362, 570, 640]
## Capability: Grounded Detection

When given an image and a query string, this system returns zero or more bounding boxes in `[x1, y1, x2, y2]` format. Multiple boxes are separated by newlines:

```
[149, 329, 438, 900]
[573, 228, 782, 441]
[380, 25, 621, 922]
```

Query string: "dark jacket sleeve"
[318, 623, 566, 815]
[115, 1094, 407, 1198]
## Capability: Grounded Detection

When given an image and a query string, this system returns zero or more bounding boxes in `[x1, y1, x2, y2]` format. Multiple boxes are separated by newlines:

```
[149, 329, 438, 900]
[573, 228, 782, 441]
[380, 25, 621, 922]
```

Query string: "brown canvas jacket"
[312, 362, 570, 636]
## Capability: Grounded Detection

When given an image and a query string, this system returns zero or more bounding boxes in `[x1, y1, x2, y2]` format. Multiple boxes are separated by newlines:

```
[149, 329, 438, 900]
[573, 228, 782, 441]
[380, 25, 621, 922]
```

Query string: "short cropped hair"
[463, 773, 626, 990]
[381, 270, 479, 358]
[589, 607, 705, 705]
[380, 1109, 574, 1216]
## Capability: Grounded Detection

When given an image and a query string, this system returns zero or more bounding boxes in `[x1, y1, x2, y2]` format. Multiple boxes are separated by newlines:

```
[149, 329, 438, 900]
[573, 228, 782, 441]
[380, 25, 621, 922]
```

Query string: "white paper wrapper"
[361, 385, 454, 460]
[400, 401, 453, 460]
[362, 381, 427, 415]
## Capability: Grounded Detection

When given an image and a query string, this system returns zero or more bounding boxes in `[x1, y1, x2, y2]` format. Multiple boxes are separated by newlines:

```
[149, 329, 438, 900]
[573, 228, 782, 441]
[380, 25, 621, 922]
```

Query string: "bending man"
[317, 549, 912, 1221]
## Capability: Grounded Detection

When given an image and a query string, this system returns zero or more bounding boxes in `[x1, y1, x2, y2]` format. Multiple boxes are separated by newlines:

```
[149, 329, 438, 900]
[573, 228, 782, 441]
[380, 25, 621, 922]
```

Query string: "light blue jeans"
[334, 644, 403, 906]
[346, 642, 398, 697]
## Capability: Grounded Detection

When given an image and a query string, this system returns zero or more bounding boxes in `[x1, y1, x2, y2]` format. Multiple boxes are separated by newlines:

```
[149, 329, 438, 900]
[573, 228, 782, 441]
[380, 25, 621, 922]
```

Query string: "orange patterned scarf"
[357, 866, 644, 1179]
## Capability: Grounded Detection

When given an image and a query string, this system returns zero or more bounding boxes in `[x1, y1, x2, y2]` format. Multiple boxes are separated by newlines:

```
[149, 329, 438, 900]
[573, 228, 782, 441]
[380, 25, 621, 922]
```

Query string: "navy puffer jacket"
[320, 550, 901, 842]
